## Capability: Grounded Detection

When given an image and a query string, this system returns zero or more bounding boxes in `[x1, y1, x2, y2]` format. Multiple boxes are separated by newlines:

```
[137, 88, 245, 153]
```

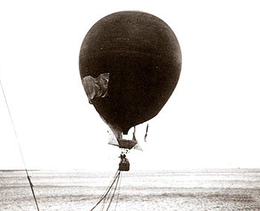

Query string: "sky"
[0, 0, 260, 171]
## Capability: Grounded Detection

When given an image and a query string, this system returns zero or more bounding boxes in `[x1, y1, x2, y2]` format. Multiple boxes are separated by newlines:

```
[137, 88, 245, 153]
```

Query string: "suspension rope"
[0, 77, 40, 211]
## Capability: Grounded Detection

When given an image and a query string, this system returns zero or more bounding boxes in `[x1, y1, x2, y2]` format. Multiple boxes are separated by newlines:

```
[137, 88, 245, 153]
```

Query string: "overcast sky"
[1, 0, 260, 171]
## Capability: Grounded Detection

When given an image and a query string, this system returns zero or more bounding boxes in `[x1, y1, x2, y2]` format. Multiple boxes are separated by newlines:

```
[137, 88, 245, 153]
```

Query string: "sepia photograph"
[1, 1, 260, 210]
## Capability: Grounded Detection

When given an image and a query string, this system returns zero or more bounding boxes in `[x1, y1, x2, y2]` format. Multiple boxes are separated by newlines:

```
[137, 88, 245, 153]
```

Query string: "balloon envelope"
[79, 11, 182, 135]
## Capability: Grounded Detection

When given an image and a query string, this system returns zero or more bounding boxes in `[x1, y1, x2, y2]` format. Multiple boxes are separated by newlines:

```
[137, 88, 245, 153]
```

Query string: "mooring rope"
[100, 171, 119, 211]
[89, 170, 121, 211]
[105, 171, 121, 211]
[0, 77, 40, 211]
[114, 171, 122, 211]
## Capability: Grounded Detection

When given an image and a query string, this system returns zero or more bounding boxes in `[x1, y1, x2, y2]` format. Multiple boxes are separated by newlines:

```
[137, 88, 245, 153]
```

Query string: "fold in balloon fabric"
[82, 73, 110, 104]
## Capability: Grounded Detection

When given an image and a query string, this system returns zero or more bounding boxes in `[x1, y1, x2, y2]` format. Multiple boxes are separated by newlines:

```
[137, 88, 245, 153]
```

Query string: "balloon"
[79, 11, 182, 137]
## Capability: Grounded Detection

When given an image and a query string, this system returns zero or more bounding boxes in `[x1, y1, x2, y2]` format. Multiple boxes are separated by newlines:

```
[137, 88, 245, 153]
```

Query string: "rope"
[144, 123, 149, 142]
[0, 77, 40, 211]
[100, 173, 117, 211]
[89, 170, 120, 211]
[105, 171, 120, 211]
[27, 175, 40, 211]
[99, 171, 120, 211]
[114, 171, 122, 211]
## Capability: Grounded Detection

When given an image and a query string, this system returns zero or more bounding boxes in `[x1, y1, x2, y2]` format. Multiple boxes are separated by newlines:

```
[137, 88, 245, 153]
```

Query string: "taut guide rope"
[0, 77, 40, 211]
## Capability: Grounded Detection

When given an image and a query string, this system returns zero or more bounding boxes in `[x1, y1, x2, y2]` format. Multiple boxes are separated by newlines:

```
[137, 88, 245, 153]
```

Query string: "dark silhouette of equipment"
[119, 153, 130, 171]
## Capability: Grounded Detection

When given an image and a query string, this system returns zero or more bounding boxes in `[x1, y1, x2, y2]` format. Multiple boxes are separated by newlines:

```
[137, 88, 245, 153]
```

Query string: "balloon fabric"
[79, 11, 182, 135]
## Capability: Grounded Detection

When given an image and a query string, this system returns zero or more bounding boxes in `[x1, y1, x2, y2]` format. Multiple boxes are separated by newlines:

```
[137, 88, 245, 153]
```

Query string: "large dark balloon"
[79, 11, 181, 135]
